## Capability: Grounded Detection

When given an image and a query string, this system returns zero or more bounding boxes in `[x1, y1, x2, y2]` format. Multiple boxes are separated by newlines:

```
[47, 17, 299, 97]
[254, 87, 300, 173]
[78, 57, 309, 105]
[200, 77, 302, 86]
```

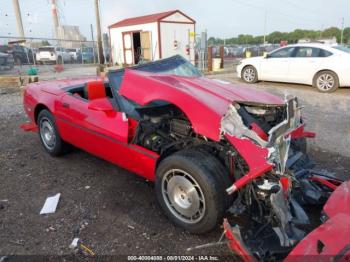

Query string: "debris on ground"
[8, 240, 25, 246]
[69, 238, 79, 249]
[80, 243, 95, 256]
[39, 193, 61, 215]
[69, 238, 95, 256]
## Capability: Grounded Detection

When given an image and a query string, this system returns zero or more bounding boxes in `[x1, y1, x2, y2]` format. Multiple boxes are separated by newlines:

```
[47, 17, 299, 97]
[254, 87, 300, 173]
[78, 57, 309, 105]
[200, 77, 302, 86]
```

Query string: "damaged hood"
[119, 69, 284, 141]
[162, 76, 284, 106]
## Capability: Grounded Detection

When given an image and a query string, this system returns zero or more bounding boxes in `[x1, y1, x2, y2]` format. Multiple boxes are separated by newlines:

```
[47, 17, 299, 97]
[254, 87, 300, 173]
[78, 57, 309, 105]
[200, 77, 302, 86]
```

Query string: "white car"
[36, 46, 72, 64]
[66, 48, 79, 62]
[237, 43, 350, 92]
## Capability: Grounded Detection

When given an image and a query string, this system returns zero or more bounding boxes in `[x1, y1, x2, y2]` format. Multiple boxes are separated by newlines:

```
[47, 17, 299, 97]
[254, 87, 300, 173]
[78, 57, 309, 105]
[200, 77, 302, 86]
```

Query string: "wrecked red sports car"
[22, 56, 346, 259]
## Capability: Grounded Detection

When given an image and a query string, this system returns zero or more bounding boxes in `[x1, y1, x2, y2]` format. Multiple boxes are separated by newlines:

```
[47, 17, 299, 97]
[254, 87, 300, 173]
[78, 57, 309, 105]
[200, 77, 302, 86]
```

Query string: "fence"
[0, 36, 110, 66]
[194, 44, 281, 71]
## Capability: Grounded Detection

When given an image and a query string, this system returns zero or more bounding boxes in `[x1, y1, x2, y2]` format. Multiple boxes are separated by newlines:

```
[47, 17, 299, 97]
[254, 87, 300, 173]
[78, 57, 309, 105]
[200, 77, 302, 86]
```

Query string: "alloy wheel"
[161, 169, 206, 224]
[317, 73, 335, 91]
[243, 68, 256, 82]
[39, 117, 56, 150]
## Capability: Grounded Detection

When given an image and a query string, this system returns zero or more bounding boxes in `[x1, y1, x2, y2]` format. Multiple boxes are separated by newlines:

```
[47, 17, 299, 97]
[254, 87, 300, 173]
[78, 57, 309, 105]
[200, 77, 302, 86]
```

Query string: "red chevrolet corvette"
[22, 56, 347, 259]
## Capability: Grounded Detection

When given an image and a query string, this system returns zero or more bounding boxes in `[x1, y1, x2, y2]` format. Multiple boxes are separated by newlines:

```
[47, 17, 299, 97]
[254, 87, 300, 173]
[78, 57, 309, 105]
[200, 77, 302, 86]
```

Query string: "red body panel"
[286, 181, 350, 260]
[23, 76, 158, 181]
[119, 69, 284, 141]
[323, 181, 350, 218]
[225, 134, 273, 191]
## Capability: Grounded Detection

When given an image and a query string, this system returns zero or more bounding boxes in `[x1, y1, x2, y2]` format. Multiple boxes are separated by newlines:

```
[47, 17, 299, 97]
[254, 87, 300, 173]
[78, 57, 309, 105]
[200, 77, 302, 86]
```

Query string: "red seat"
[86, 81, 106, 100]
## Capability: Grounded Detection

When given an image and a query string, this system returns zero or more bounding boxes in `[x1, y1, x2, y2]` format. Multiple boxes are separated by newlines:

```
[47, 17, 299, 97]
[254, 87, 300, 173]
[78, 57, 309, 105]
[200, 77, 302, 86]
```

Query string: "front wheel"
[241, 65, 258, 83]
[155, 149, 231, 234]
[313, 71, 339, 93]
[37, 109, 70, 156]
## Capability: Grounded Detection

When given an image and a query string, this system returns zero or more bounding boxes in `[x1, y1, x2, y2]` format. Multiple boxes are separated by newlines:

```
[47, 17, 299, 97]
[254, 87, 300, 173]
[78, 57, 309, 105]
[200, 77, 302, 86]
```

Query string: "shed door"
[140, 31, 152, 61]
[123, 32, 133, 65]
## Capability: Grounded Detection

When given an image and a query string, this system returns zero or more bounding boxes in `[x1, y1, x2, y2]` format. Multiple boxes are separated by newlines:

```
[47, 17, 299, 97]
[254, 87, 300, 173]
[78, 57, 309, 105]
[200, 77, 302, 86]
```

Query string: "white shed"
[108, 10, 196, 66]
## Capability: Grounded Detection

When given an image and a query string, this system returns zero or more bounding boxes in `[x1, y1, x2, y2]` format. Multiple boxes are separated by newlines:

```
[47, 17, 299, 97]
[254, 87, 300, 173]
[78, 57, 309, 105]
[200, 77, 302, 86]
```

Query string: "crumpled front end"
[222, 95, 303, 194]
[219, 95, 343, 259]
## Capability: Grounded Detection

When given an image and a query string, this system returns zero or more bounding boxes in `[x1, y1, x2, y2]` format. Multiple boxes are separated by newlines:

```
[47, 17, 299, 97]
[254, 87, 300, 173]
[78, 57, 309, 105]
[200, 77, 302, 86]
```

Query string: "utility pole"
[340, 17, 345, 45]
[263, 10, 267, 45]
[90, 24, 96, 64]
[51, 0, 60, 39]
[94, 0, 104, 64]
[12, 0, 25, 39]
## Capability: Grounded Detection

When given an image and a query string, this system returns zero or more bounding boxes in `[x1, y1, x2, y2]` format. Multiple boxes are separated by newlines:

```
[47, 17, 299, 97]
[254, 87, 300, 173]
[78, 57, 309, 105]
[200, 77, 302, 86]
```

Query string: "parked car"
[334, 45, 350, 53]
[237, 43, 350, 92]
[36, 46, 71, 64]
[66, 48, 79, 62]
[77, 47, 97, 63]
[22, 55, 343, 259]
[0, 52, 14, 70]
[0, 44, 34, 65]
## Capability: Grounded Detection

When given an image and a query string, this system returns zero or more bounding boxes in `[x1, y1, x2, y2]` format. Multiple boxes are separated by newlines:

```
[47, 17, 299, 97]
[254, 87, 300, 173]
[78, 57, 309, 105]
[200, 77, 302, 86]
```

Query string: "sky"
[0, 0, 349, 41]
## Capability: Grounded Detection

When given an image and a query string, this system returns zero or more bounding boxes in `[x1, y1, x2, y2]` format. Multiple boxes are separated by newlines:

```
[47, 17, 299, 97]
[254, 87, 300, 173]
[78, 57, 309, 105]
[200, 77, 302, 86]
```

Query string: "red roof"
[108, 10, 195, 28]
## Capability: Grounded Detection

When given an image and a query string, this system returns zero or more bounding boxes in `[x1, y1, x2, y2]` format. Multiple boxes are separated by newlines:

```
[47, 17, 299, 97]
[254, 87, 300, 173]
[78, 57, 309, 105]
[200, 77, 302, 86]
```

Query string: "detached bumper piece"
[20, 122, 38, 132]
[224, 181, 350, 260]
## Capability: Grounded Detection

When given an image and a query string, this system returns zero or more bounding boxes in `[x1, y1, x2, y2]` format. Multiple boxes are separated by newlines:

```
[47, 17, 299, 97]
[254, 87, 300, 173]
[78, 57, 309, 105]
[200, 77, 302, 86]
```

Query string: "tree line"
[208, 27, 350, 45]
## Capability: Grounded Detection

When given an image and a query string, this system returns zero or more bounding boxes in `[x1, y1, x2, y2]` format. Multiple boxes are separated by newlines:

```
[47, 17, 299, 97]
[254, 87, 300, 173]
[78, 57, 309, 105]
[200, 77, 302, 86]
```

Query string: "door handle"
[62, 102, 70, 108]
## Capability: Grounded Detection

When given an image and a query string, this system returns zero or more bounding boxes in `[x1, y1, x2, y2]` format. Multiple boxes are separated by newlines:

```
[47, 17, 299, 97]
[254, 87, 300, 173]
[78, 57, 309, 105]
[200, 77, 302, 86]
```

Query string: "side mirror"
[88, 98, 114, 112]
[264, 53, 270, 58]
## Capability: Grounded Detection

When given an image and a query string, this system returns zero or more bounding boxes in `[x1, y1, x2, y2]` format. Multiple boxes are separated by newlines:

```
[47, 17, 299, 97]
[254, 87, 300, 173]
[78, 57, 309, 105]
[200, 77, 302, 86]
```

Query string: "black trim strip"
[335, 243, 350, 261]
[56, 116, 158, 159]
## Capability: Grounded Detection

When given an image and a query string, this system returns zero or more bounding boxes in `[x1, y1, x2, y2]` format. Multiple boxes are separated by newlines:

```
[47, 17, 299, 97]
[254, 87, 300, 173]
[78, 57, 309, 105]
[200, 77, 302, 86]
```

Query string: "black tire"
[313, 70, 339, 93]
[155, 149, 232, 234]
[241, 65, 258, 83]
[37, 109, 70, 156]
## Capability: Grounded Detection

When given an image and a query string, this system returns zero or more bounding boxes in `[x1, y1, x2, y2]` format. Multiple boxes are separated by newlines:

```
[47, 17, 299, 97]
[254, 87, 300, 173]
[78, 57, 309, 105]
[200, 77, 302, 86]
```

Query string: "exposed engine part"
[141, 133, 164, 152]
[131, 104, 194, 154]
[170, 118, 192, 137]
[149, 115, 165, 124]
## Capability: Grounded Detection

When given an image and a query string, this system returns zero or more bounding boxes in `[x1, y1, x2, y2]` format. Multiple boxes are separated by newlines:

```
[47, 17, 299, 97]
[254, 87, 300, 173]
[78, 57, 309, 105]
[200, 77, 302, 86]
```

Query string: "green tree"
[207, 26, 346, 46]
[41, 40, 50, 46]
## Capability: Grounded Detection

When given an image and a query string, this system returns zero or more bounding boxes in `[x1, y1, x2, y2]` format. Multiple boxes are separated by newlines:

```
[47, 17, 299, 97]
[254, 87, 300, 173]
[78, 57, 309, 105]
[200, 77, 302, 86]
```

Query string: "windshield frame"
[107, 55, 202, 115]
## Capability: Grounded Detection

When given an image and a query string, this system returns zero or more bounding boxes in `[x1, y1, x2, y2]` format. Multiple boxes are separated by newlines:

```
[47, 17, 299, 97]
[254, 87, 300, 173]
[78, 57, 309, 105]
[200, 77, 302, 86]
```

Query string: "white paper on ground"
[39, 193, 61, 214]
[69, 237, 80, 249]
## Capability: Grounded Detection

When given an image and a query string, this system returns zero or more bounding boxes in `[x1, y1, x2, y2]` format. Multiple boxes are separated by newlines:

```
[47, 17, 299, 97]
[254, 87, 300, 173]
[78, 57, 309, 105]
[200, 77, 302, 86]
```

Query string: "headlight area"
[222, 95, 303, 194]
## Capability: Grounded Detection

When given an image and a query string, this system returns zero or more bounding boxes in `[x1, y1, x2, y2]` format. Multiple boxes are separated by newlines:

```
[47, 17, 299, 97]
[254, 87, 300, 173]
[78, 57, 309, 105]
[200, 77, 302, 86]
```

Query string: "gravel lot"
[0, 69, 349, 259]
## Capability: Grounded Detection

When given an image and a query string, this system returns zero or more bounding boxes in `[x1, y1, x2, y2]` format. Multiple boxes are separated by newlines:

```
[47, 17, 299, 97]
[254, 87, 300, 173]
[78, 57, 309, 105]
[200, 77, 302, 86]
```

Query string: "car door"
[288, 47, 330, 84]
[57, 91, 128, 152]
[55, 87, 158, 179]
[259, 46, 296, 82]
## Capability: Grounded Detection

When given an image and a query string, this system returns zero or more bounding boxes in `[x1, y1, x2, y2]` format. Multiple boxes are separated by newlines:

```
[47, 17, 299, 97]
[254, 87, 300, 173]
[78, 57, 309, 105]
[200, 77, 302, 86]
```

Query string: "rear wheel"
[155, 149, 231, 234]
[313, 71, 339, 93]
[241, 65, 258, 83]
[37, 109, 70, 156]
